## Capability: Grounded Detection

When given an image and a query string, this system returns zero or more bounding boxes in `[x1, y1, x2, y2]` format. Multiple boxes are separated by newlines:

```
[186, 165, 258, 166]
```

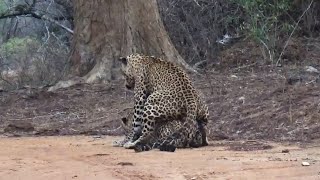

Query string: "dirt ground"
[0, 136, 319, 180]
[0, 39, 319, 179]
[0, 38, 319, 141]
[1, 69, 319, 141]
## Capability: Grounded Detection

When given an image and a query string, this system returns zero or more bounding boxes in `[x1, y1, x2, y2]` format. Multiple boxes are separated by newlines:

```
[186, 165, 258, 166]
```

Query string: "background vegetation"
[0, 0, 319, 90]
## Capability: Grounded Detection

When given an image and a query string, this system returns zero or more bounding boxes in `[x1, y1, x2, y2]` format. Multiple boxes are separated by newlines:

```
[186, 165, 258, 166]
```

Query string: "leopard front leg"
[123, 88, 149, 148]
[123, 103, 157, 149]
[124, 91, 179, 149]
[133, 135, 159, 152]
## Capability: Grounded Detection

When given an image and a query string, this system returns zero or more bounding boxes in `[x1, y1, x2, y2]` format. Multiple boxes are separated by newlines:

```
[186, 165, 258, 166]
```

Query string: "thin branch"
[276, 0, 314, 66]
[258, 38, 273, 62]
[31, 12, 73, 34]
[0, 11, 31, 19]
[0, 6, 73, 34]
[0, 11, 72, 21]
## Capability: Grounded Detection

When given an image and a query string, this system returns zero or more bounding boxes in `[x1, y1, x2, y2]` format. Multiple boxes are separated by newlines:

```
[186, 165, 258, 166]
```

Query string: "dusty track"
[0, 136, 319, 180]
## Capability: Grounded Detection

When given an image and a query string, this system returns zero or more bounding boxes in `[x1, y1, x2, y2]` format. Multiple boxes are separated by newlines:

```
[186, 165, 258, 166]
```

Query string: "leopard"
[115, 53, 209, 150]
[117, 109, 207, 152]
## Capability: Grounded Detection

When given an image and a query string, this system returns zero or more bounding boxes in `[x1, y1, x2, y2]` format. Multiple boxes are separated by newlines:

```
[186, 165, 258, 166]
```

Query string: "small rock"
[231, 75, 238, 78]
[191, 177, 197, 180]
[238, 96, 245, 104]
[305, 66, 319, 73]
[281, 149, 290, 153]
[302, 161, 310, 166]
[216, 33, 232, 45]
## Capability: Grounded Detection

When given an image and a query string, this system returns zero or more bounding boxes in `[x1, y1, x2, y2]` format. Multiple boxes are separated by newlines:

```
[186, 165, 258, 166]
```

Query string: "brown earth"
[0, 67, 319, 141]
[0, 136, 319, 180]
[1, 39, 320, 141]
[0, 39, 319, 179]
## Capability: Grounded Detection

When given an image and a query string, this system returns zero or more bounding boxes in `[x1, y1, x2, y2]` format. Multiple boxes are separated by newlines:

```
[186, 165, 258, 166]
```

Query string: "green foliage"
[232, 0, 295, 62]
[0, 36, 69, 90]
[0, 0, 6, 13]
[0, 37, 40, 58]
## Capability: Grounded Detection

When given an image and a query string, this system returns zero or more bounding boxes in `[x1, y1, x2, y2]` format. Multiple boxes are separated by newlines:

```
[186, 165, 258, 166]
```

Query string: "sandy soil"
[0, 38, 319, 180]
[0, 136, 319, 180]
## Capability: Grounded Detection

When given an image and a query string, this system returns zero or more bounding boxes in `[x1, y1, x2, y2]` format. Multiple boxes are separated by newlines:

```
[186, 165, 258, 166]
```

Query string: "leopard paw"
[123, 141, 136, 149]
[134, 142, 144, 152]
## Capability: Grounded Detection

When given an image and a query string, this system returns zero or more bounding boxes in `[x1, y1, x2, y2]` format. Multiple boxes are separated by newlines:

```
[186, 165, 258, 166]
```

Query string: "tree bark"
[68, 0, 194, 85]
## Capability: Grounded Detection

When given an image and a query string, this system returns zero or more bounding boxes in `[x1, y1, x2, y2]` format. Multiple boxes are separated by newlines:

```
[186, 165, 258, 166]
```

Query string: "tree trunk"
[67, 0, 194, 85]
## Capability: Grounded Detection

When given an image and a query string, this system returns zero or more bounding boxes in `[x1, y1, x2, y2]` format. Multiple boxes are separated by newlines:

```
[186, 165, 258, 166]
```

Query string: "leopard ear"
[119, 57, 127, 65]
[121, 117, 128, 125]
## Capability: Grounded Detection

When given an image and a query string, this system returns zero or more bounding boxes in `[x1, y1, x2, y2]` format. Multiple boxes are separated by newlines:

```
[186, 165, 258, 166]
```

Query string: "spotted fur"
[117, 110, 206, 152]
[114, 53, 209, 150]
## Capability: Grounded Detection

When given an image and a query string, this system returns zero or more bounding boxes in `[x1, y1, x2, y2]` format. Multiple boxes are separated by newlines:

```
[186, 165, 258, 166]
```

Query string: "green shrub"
[0, 37, 40, 58]
[0, 36, 68, 90]
[232, 0, 295, 63]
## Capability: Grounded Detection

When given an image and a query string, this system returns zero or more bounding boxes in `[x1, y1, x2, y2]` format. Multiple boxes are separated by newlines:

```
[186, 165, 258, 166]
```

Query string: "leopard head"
[118, 56, 135, 90]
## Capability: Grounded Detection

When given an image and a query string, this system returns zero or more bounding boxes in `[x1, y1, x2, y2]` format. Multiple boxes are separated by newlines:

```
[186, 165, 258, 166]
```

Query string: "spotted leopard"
[117, 109, 207, 152]
[114, 53, 209, 150]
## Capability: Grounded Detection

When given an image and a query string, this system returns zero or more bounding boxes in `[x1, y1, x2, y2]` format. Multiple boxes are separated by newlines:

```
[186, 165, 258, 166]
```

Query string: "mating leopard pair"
[115, 109, 208, 152]
[113, 54, 209, 152]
